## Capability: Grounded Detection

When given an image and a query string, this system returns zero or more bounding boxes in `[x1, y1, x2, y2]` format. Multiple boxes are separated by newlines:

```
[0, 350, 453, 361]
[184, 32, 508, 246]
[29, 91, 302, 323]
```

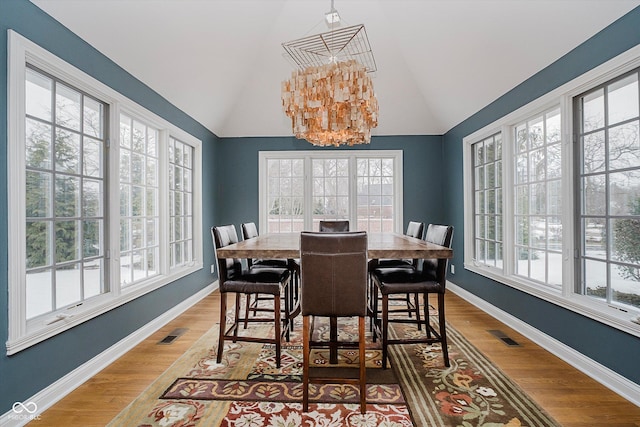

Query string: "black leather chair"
[212, 225, 292, 368]
[300, 231, 368, 414]
[371, 224, 453, 368]
[369, 221, 425, 330]
[318, 220, 350, 232]
[241, 222, 289, 269]
[241, 222, 299, 329]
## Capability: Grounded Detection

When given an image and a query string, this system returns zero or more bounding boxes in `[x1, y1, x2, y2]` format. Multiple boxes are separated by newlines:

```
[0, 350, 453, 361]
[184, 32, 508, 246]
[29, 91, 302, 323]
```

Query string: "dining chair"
[371, 224, 453, 368]
[369, 221, 425, 331]
[241, 222, 297, 329]
[318, 220, 350, 232]
[212, 225, 292, 368]
[300, 231, 368, 413]
[241, 222, 289, 269]
[318, 219, 350, 362]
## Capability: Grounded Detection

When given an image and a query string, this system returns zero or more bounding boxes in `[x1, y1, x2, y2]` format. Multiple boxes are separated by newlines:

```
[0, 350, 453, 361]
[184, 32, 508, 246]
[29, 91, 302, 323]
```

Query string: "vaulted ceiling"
[31, 0, 640, 138]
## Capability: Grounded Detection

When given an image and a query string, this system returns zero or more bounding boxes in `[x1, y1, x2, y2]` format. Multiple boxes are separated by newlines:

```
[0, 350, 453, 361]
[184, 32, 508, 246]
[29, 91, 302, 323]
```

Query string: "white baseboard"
[448, 282, 640, 407]
[1, 282, 218, 427]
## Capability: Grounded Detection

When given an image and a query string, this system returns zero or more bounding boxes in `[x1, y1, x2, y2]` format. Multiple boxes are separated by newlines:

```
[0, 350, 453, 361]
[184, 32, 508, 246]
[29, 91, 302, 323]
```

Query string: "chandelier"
[281, 4, 378, 147]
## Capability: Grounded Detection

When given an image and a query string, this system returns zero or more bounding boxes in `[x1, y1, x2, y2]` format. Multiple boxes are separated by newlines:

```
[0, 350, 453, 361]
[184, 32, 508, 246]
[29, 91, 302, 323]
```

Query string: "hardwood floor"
[34, 290, 640, 426]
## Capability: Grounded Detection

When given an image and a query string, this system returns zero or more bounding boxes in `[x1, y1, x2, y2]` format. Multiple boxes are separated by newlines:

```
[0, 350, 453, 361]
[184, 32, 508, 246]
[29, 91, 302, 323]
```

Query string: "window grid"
[472, 133, 503, 269]
[576, 68, 640, 310]
[266, 158, 305, 233]
[8, 32, 204, 353]
[24, 66, 107, 319]
[513, 108, 563, 289]
[261, 151, 402, 233]
[169, 137, 194, 268]
[119, 113, 159, 287]
[312, 158, 349, 230]
[357, 157, 395, 232]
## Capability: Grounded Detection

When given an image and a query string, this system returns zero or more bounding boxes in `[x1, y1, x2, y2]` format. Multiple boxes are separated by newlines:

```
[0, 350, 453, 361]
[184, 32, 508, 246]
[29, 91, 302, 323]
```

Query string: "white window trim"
[258, 150, 404, 233]
[7, 30, 203, 354]
[463, 43, 640, 338]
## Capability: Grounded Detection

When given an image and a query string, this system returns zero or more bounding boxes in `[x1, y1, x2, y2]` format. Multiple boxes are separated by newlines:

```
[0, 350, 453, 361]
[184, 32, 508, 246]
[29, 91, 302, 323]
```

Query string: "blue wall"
[2, 0, 640, 416]
[215, 135, 445, 230]
[0, 0, 218, 413]
[442, 6, 640, 384]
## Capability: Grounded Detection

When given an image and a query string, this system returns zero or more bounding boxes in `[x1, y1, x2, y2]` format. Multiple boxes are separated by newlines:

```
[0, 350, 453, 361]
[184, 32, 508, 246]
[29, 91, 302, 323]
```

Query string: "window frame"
[463, 43, 640, 338]
[7, 31, 203, 354]
[258, 150, 404, 233]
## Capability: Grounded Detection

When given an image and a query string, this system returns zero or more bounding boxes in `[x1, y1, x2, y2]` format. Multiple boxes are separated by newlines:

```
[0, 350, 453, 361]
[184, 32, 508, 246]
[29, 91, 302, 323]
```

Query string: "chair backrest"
[300, 231, 368, 317]
[241, 222, 259, 240]
[405, 221, 425, 267]
[211, 225, 242, 283]
[318, 220, 350, 232]
[423, 224, 454, 286]
[406, 221, 424, 239]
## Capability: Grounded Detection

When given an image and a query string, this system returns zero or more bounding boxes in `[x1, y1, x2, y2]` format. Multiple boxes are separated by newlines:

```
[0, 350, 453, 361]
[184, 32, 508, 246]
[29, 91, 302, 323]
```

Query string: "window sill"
[6, 263, 202, 355]
[464, 262, 640, 338]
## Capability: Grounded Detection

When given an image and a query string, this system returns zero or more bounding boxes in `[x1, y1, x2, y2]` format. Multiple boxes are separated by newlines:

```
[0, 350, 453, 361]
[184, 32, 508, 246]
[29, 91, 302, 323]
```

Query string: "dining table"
[214, 231, 453, 364]
[214, 231, 453, 261]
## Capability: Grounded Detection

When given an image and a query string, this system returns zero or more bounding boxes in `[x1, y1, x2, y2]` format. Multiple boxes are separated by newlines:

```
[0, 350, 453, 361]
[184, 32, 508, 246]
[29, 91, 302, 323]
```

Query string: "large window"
[463, 45, 640, 337]
[575, 70, 640, 311]
[24, 66, 108, 319]
[259, 151, 403, 233]
[119, 114, 159, 287]
[513, 108, 563, 288]
[7, 31, 202, 354]
[169, 137, 195, 268]
[472, 133, 503, 270]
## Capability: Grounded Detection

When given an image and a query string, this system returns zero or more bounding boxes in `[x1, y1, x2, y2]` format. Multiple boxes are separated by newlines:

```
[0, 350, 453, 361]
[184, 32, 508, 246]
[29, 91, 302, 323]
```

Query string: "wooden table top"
[215, 232, 453, 260]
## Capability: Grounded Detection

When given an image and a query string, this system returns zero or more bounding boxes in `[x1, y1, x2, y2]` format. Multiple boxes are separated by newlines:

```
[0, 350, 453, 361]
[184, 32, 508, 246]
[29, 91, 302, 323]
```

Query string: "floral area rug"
[108, 302, 559, 427]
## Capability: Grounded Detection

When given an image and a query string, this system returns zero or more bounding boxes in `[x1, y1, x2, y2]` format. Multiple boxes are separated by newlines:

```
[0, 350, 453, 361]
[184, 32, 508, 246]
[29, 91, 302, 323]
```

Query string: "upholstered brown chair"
[318, 219, 350, 362]
[371, 224, 453, 368]
[212, 225, 292, 368]
[318, 220, 350, 232]
[300, 231, 368, 413]
[369, 221, 425, 330]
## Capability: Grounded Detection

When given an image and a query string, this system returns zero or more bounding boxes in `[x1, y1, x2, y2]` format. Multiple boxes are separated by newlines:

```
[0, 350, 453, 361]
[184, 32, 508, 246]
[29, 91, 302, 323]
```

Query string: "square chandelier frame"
[282, 24, 377, 73]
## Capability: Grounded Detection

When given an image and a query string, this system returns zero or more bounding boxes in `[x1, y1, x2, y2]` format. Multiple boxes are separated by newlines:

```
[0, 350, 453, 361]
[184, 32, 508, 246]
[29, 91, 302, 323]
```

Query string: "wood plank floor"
[34, 290, 640, 426]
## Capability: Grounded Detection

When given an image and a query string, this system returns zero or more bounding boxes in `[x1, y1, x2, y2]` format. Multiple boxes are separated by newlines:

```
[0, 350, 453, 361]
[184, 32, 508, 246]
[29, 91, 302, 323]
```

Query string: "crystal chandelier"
[281, 4, 378, 147]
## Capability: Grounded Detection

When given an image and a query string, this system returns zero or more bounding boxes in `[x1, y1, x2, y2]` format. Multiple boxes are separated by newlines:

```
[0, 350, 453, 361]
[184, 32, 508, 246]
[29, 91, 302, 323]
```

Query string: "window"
[575, 69, 640, 311]
[169, 137, 195, 268]
[463, 44, 640, 337]
[119, 114, 159, 286]
[513, 109, 563, 288]
[24, 66, 109, 319]
[472, 133, 503, 270]
[260, 151, 403, 233]
[7, 31, 202, 354]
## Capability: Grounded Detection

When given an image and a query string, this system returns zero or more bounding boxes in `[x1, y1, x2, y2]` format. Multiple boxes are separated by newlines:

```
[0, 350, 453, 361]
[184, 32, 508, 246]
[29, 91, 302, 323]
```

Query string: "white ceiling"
[31, 0, 640, 138]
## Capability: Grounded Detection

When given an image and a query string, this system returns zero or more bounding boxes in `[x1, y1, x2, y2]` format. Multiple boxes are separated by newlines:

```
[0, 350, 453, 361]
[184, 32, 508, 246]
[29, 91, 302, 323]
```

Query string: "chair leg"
[358, 316, 367, 414]
[233, 293, 241, 343]
[329, 316, 338, 364]
[302, 315, 311, 412]
[424, 292, 431, 339]
[371, 282, 378, 342]
[244, 294, 251, 329]
[414, 293, 422, 330]
[283, 284, 291, 342]
[216, 292, 227, 364]
[438, 293, 450, 367]
[381, 294, 389, 369]
[274, 294, 281, 368]
[405, 293, 412, 318]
